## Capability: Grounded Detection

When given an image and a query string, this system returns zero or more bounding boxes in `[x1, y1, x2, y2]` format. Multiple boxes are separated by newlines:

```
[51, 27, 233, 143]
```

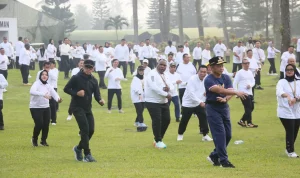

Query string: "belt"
[206, 100, 227, 105]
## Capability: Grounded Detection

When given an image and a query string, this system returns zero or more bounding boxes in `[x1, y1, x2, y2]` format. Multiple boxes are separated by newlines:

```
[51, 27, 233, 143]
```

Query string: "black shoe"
[83, 154, 97, 162]
[31, 138, 38, 147]
[255, 86, 264, 90]
[247, 123, 258, 128]
[176, 119, 181, 122]
[40, 141, 49, 146]
[207, 155, 220, 166]
[0, 126, 4, 130]
[221, 161, 235, 168]
[73, 146, 83, 161]
[237, 120, 246, 127]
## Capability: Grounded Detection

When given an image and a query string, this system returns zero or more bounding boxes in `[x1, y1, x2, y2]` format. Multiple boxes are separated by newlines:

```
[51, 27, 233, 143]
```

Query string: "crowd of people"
[0, 35, 300, 166]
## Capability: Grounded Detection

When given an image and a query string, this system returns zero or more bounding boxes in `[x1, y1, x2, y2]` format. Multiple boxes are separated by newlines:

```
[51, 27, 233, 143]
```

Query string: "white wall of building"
[0, 18, 17, 44]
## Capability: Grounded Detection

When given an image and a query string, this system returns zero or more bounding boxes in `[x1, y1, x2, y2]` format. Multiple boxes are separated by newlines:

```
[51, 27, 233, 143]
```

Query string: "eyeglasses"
[242, 62, 250, 64]
[285, 69, 294, 72]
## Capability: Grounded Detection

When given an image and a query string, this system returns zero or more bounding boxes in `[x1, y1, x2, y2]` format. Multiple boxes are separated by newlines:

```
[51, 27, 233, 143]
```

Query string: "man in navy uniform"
[205, 57, 247, 168]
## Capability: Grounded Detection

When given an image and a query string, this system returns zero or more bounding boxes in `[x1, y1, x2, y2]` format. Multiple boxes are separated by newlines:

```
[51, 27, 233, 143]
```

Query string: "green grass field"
[0, 57, 300, 178]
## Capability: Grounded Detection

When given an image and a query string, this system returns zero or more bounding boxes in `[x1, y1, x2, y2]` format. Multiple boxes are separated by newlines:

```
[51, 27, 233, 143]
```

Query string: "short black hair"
[83, 54, 89, 60]
[79, 59, 84, 64]
[289, 45, 295, 48]
[183, 53, 189, 58]
[112, 59, 119, 63]
[43, 61, 51, 67]
[198, 65, 207, 71]
[246, 49, 252, 54]
[64, 37, 68, 41]
[168, 52, 174, 57]
[49, 60, 56, 65]
[121, 39, 126, 41]
[145, 39, 150, 41]
[99, 46, 103, 48]
[18, 37, 22, 41]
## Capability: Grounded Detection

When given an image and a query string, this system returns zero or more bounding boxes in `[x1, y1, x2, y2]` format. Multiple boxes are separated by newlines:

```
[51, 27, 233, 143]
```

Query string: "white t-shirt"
[233, 46, 244, 64]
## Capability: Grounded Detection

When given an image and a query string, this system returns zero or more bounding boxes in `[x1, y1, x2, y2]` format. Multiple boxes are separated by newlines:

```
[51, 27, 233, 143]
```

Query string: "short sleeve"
[224, 74, 233, 89]
[204, 76, 217, 92]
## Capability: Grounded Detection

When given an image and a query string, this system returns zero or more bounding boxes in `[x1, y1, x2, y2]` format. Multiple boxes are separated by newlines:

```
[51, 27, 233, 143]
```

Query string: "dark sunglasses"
[285, 69, 294, 72]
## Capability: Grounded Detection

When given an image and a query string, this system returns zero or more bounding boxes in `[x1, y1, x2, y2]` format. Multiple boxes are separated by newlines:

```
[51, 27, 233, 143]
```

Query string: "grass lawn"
[0, 57, 300, 178]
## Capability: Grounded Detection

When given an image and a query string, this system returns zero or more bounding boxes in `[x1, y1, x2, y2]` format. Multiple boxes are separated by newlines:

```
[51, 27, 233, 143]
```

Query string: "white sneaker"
[285, 150, 299, 158]
[51, 123, 56, 126]
[119, 110, 124, 113]
[180, 114, 182, 118]
[177, 134, 183, 141]
[28, 75, 32, 78]
[66, 115, 72, 121]
[139, 123, 147, 127]
[202, 135, 213, 142]
[107, 110, 111, 114]
[3, 89, 7, 92]
[155, 141, 167, 149]
[272, 73, 278, 76]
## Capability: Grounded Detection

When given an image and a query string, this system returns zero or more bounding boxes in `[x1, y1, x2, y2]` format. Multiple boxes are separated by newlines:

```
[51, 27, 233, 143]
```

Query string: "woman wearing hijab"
[37, 45, 47, 70]
[267, 41, 281, 75]
[29, 70, 62, 147]
[130, 66, 147, 130]
[276, 64, 300, 158]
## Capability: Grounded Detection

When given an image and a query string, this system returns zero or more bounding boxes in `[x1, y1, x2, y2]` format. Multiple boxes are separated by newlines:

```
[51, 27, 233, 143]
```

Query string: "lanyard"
[288, 80, 296, 98]
[159, 73, 168, 88]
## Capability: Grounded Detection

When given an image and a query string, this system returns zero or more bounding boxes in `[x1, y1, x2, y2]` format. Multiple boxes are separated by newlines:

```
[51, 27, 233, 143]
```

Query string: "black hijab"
[39, 70, 48, 84]
[285, 64, 300, 82]
[40, 46, 45, 57]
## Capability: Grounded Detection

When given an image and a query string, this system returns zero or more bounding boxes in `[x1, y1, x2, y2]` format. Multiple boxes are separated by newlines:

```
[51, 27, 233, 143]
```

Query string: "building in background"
[0, 0, 64, 44]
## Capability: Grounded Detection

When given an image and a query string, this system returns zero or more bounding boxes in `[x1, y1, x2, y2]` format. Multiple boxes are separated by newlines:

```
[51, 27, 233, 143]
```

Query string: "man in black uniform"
[64, 60, 105, 162]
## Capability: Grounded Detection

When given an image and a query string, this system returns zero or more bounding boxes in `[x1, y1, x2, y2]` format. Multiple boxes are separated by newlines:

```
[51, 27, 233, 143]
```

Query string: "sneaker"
[31, 138, 38, 147]
[23, 83, 32, 86]
[40, 141, 49, 146]
[255, 86, 264, 90]
[83, 154, 97, 162]
[66, 115, 72, 121]
[51, 123, 56, 126]
[3, 89, 7, 92]
[0, 126, 4, 130]
[119, 110, 124, 113]
[107, 110, 111, 114]
[207, 155, 220, 166]
[285, 150, 299, 158]
[28, 75, 32, 78]
[177, 134, 183, 141]
[78, 131, 81, 137]
[134, 122, 139, 127]
[73, 146, 83, 161]
[272, 73, 278, 76]
[237, 120, 246, 127]
[155, 141, 167, 149]
[221, 161, 235, 168]
[247, 123, 258, 128]
[267, 73, 271, 75]
[202, 135, 213, 142]
[139, 123, 147, 127]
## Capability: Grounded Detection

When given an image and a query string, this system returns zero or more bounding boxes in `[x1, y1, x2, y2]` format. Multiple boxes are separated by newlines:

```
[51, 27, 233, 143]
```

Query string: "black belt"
[206, 100, 227, 105]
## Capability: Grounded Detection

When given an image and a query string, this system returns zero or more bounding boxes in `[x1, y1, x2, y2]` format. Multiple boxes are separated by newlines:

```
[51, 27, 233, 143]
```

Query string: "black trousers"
[179, 88, 186, 105]
[118, 61, 127, 78]
[30, 61, 35, 70]
[30, 107, 51, 141]
[16, 56, 20, 69]
[146, 58, 157, 69]
[139, 60, 143, 65]
[0, 70, 8, 79]
[255, 70, 261, 86]
[7, 57, 14, 69]
[280, 71, 284, 79]
[107, 89, 122, 110]
[20, 64, 29, 84]
[280, 118, 300, 153]
[232, 63, 242, 73]
[73, 107, 95, 156]
[240, 95, 254, 123]
[128, 61, 135, 74]
[268, 58, 277, 74]
[193, 59, 201, 70]
[0, 100, 3, 126]
[134, 102, 145, 123]
[73, 58, 80, 70]
[49, 98, 57, 123]
[61, 55, 70, 78]
[145, 102, 170, 142]
[38, 61, 45, 70]
[178, 105, 209, 135]
[97, 71, 107, 88]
